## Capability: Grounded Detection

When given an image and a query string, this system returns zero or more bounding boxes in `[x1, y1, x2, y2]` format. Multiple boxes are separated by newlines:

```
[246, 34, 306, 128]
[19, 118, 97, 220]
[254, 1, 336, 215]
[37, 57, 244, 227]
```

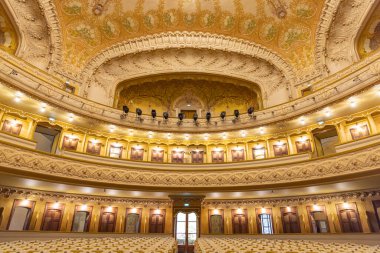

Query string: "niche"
[306, 205, 329, 233]
[34, 123, 62, 153]
[256, 208, 274, 234]
[208, 209, 224, 234]
[312, 125, 339, 156]
[41, 202, 65, 231]
[336, 203, 362, 233]
[231, 148, 245, 162]
[99, 206, 118, 232]
[281, 206, 301, 233]
[1, 119, 22, 135]
[149, 209, 166, 233]
[172, 150, 185, 163]
[72, 205, 93, 232]
[7, 199, 35, 231]
[211, 150, 224, 163]
[151, 149, 164, 162]
[130, 147, 144, 161]
[191, 150, 204, 163]
[125, 208, 142, 233]
[231, 209, 248, 234]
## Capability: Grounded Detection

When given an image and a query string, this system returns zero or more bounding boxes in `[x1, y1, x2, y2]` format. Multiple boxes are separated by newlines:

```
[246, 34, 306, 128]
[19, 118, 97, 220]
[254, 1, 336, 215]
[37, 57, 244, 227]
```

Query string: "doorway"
[149, 211, 165, 233]
[310, 211, 329, 233]
[339, 209, 362, 233]
[312, 125, 339, 157]
[72, 211, 91, 232]
[41, 209, 62, 231]
[176, 212, 197, 253]
[8, 206, 31, 231]
[34, 123, 61, 153]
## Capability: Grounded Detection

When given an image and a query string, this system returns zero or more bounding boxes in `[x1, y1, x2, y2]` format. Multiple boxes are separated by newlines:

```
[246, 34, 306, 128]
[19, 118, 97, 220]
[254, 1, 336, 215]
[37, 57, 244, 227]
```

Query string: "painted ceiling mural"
[54, 0, 323, 72]
[0, 3, 18, 55]
[357, 1, 380, 58]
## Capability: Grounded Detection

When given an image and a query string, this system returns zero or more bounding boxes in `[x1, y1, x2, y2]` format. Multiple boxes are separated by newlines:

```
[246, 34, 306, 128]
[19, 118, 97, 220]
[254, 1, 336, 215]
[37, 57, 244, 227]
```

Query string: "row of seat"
[0, 235, 176, 253]
[194, 236, 380, 253]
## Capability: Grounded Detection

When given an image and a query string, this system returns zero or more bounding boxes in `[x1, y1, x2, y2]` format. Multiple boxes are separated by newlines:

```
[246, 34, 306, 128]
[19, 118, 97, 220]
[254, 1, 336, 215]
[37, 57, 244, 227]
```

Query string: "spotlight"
[220, 111, 226, 120]
[163, 112, 169, 120]
[234, 109, 240, 118]
[151, 109, 157, 119]
[206, 112, 211, 122]
[122, 105, 129, 114]
[193, 112, 198, 122]
[248, 107, 254, 115]
[136, 108, 142, 116]
[178, 113, 184, 121]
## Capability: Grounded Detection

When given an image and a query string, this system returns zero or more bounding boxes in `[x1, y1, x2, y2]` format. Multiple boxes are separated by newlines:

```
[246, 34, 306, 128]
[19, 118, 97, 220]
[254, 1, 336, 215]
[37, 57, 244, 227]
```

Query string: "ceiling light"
[300, 117, 306, 125]
[259, 127, 265, 134]
[48, 117, 55, 122]
[348, 98, 357, 108]
[40, 102, 47, 112]
[204, 133, 209, 140]
[184, 134, 190, 140]
[148, 132, 153, 138]
[240, 130, 247, 137]
[14, 91, 22, 103]
[324, 108, 332, 117]
[318, 120, 325, 125]
[222, 132, 227, 139]
[166, 133, 172, 139]
[128, 129, 134, 136]
[109, 125, 116, 133]
[187, 104, 191, 107]
[68, 113, 74, 122]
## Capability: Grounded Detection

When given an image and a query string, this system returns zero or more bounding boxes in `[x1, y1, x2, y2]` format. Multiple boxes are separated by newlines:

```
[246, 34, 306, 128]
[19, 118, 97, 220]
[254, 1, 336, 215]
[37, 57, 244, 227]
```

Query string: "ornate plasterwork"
[203, 190, 380, 208]
[53, 0, 323, 72]
[357, 1, 380, 58]
[0, 3, 18, 55]
[325, 0, 377, 74]
[2, 0, 53, 70]
[0, 186, 172, 207]
[0, 141, 380, 189]
[88, 48, 288, 107]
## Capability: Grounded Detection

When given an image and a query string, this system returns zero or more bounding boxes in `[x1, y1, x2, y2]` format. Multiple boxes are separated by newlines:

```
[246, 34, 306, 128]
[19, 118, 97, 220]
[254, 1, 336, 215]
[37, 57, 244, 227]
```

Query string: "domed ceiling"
[55, 0, 323, 70]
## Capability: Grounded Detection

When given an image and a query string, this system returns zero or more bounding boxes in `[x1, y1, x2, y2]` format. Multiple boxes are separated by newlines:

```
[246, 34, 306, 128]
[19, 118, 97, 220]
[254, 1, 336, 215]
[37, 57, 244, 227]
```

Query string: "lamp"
[151, 109, 157, 119]
[234, 109, 240, 118]
[220, 111, 226, 120]
[163, 112, 169, 120]
[206, 112, 211, 122]
[178, 112, 184, 121]
[136, 108, 142, 116]
[248, 106, 254, 115]
[123, 105, 129, 114]
[193, 112, 198, 122]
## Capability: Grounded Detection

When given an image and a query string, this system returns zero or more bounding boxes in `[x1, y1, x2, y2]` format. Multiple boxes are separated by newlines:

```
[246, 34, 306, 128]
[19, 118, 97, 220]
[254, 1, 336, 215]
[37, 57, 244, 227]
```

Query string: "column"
[0, 197, 13, 230]
[272, 206, 282, 234]
[62, 202, 75, 232]
[287, 135, 295, 155]
[335, 123, 347, 143]
[367, 115, 378, 134]
[116, 205, 126, 233]
[356, 200, 371, 233]
[27, 120, 38, 140]
[326, 202, 340, 233]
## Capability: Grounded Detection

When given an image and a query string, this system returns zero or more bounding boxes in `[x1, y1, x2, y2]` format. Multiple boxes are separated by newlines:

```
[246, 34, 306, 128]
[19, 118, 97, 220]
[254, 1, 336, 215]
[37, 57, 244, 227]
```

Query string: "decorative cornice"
[0, 186, 172, 207]
[0, 141, 380, 189]
[202, 189, 380, 208]
[78, 32, 297, 93]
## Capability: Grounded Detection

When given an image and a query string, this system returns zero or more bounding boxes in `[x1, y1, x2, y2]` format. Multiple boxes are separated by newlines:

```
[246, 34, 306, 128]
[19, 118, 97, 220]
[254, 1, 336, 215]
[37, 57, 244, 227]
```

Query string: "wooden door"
[99, 212, 116, 232]
[150, 214, 164, 233]
[151, 149, 164, 162]
[339, 210, 361, 233]
[191, 151, 204, 163]
[42, 209, 62, 231]
[131, 147, 144, 161]
[72, 211, 90, 232]
[282, 212, 300, 233]
[125, 213, 140, 233]
[211, 151, 224, 163]
[232, 214, 248, 234]
[231, 150, 245, 162]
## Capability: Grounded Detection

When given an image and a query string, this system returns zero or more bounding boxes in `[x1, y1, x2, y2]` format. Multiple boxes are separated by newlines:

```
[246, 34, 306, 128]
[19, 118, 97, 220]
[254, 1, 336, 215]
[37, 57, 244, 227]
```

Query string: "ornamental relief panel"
[0, 141, 379, 189]
[357, 1, 380, 58]
[0, 3, 18, 55]
[87, 48, 288, 107]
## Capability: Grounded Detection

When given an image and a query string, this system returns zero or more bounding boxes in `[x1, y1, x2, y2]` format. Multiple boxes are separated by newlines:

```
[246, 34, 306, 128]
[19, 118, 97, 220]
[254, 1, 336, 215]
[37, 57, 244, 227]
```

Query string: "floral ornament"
[183, 13, 196, 26]
[163, 9, 178, 27]
[294, 2, 316, 18]
[200, 11, 215, 28]
[102, 19, 120, 38]
[239, 16, 257, 35]
[69, 23, 98, 46]
[62, 0, 82, 15]
[279, 26, 310, 49]
[221, 12, 235, 31]
[260, 23, 277, 41]
[122, 13, 139, 33]
[144, 11, 159, 30]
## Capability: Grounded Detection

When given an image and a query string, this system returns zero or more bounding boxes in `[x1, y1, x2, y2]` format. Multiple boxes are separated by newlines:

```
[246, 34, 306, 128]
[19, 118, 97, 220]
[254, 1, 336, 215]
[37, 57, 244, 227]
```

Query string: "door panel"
[339, 210, 362, 233]
[8, 207, 30, 231]
[72, 211, 90, 232]
[42, 210, 62, 231]
[125, 213, 140, 233]
[99, 212, 116, 232]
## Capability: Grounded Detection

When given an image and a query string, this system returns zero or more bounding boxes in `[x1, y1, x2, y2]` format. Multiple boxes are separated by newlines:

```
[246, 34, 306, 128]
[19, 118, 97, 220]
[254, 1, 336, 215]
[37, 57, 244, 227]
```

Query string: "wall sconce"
[131, 208, 137, 213]
[342, 202, 350, 209]
[261, 208, 266, 213]
[213, 209, 219, 215]
[20, 199, 30, 207]
[236, 208, 243, 214]
[154, 208, 161, 214]
[52, 202, 60, 209]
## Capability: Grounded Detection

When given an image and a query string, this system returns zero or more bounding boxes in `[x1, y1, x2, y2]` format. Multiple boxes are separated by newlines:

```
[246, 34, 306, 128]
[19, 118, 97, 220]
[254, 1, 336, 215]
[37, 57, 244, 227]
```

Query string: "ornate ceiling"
[0, 4, 17, 55]
[55, 0, 323, 71]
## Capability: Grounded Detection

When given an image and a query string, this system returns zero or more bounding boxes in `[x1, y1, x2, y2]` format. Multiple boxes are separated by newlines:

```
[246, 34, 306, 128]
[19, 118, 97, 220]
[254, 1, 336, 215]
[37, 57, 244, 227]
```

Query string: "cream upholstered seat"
[0, 235, 176, 253]
[194, 236, 380, 253]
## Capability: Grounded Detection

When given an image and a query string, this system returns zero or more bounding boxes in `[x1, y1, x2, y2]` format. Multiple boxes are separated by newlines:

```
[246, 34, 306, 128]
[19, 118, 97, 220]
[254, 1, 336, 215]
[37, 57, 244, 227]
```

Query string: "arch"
[84, 46, 289, 108]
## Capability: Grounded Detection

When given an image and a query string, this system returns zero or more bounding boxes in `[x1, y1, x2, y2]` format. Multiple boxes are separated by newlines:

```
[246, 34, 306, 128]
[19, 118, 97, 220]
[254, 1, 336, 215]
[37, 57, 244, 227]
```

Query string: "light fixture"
[166, 133, 172, 139]
[184, 134, 190, 140]
[204, 133, 209, 140]
[52, 202, 60, 209]
[261, 208, 266, 213]
[286, 206, 291, 212]
[300, 117, 306, 125]
[240, 130, 247, 137]
[342, 202, 350, 209]
[213, 209, 219, 215]
[234, 109, 240, 118]
[220, 111, 226, 120]
[222, 132, 227, 139]
[178, 112, 184, 121]
[122, 105, 129, 114]
[248, 106, 254, 115]
[312, 204, 319, 210]
[106, 206, 113, 212]
[206, 112, 211, 122]
[48, 117, 55, 122]
[184, 203, 190, 207]
[14, 91, 22, 103]
[187, 104, 191, 107]
[163, 112, 169, 120]
[148, 131, 153, 138]
[151, 109, 157, 119]
[324, 108, 332, 117]
[136, 108, 142, 116]
[20, 199, 30, 207]
[109, 125, 116, 133]
[68, 113, 74, 122]
[40, 102, 47, 112]
[276, 140, 284, 146]
[236, 208, 243, 214]
[128, 129, 134, 136]
[154, 208, 161, 214]
[80, 204, 88, 211]
[318, 120, 325, 125]
[193, 112, 198, 122]
[348, 98, 357, 108]
[259, 127, 265, 134]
